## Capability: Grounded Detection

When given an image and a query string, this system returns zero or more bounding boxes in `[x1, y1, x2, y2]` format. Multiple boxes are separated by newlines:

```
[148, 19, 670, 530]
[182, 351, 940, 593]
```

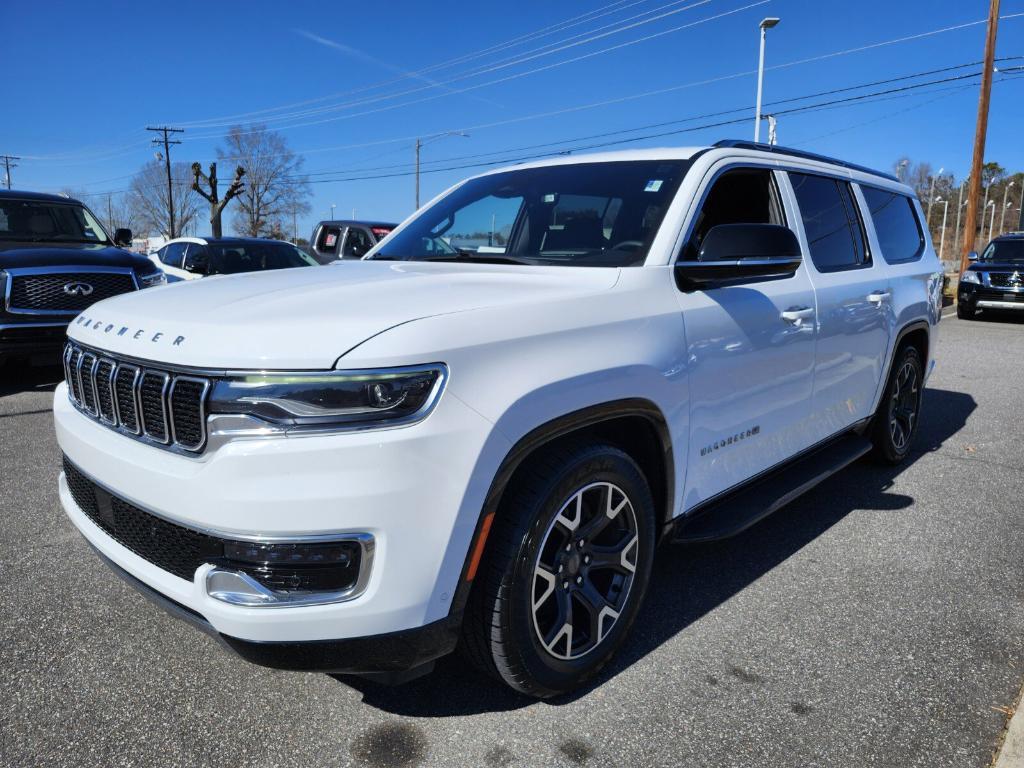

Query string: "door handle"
[781, 306, 815, 325]
[867, 290, 891, 305]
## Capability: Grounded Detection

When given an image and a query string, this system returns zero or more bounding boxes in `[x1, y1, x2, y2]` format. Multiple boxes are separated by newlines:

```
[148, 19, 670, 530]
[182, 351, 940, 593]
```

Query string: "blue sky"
[4, 0, 1024, 238]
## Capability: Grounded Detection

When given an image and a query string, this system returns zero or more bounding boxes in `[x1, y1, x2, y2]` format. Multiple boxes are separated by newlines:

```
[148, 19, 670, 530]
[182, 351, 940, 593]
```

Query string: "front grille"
[8, 271, 136, 312]
[976, 289, 1024, 303]
[64, 456, 222, 581]
[64, 342, 210, 453]
[63, 456, 363, 592]
[986, 272, 1024, 289]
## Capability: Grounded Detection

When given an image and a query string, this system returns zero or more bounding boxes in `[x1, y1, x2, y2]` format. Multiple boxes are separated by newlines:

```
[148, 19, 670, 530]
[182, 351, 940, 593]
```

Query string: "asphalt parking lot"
[2, 313, 1023, 768]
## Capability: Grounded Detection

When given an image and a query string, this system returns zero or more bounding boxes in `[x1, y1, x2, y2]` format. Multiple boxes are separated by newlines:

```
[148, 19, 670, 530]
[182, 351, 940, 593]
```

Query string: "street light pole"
[953, 176, 968, 257]
[414, 131, 469, 210]
[936, 198, 949, 263]
[926, 167, 944, 225]
[985, 200, 996, 244]
[999, 181, 1015, 235]
[754, 17, 780, 143]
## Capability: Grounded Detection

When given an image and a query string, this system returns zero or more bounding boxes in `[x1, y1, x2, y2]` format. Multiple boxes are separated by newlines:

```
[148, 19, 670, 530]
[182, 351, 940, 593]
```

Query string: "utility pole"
[959, 0, 1000, 273]
[107, 193, 114, 232]
[1, 155, 19, 189]
[146, 126, 184, 238]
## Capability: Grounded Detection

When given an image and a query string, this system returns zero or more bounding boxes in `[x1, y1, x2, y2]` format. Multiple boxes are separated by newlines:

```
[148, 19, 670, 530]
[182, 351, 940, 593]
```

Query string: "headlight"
[208, 365, 447, 432]
[138, 270, 167, 288]
[960, 271, 981, 284]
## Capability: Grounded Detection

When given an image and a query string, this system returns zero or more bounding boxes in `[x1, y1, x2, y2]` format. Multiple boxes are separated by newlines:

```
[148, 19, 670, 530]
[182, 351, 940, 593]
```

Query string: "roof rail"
[713, 140, 900, 183]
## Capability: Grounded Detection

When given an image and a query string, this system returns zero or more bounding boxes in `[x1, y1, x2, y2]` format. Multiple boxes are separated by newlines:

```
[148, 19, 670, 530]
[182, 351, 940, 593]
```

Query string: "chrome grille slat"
[63, 342, 210, 454]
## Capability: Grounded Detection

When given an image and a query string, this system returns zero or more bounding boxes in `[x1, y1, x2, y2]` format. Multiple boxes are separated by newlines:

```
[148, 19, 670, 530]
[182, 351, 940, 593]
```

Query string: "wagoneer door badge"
[73, 315, 186, 346]
[700, 425, 761, 457]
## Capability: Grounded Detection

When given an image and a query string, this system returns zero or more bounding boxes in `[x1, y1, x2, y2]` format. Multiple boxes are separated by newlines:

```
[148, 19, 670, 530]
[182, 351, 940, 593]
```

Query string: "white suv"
[54, 141, 943, 697]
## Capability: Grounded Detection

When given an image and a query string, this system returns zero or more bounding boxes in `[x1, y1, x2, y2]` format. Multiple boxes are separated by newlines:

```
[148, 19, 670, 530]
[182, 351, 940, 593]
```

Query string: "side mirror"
[113, 228, 132, 247]
[675, 223, 803, 290]
[967, 251, 979, 262]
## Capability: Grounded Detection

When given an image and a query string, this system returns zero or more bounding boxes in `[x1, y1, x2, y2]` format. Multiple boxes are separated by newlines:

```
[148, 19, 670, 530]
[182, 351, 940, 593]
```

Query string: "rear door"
[677, 163, 819, 507]
[784, 171, 891, 440]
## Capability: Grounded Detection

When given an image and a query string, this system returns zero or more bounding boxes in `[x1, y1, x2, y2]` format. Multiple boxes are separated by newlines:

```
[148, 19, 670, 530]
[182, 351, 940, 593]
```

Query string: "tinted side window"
[343, 227, 373, 257]
[684, 168, 785, 260]
[317, 226, 342, 255]
[861, 186, 923, 263]
[790, 173, 869, 272]
[161, 242, 186, 268]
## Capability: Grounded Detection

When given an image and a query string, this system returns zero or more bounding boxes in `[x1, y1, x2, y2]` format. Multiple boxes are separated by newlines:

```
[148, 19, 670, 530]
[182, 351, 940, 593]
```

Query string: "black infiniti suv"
[0, 190, 165, 367]
[957, 232, 1024, 320]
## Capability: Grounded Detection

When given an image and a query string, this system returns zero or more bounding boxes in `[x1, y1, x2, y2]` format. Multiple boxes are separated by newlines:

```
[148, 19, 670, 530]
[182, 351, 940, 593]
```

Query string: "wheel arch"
[449, 398, 674, 619]
[869, 319, 930, 418]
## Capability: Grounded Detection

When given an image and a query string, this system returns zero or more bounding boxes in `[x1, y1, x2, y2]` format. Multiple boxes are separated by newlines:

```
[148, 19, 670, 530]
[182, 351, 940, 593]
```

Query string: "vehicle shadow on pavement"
[971, 311, 1024, 325]
[0, 363, 63, 398]
[339, 387, 976, 716]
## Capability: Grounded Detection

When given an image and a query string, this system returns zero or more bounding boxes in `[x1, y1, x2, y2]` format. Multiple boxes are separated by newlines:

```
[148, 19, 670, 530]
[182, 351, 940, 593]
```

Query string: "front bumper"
[91, 543, 459, 675]
[0, 320, 68, 359]
[958, 284, 1024, 310]
[54, 380, 505, 654]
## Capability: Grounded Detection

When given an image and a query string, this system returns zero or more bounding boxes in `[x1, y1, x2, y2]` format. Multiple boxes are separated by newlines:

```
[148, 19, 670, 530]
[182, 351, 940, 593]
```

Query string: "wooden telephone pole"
[146, 126, 184, 238]
[959, 0, 1000, 274]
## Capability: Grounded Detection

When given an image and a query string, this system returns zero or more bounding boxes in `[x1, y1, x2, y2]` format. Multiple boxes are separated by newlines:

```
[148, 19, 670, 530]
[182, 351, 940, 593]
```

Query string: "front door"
[784, 172, 890, 440]
[677, 165, 819, 509]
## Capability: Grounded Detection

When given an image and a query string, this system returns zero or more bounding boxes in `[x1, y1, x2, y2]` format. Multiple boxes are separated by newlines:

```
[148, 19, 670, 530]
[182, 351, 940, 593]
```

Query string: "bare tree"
[58, 189, 143, 238]
[127, 160, 199, 238]
[218, 125, 311, 237]
[192, 162, 245, 238]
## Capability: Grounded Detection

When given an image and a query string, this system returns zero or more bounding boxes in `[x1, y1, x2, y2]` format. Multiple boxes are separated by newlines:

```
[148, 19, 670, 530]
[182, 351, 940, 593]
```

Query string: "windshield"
[373, 160, 690, 267]
[0, 199, 110, 243]
[205, 242, 319, 274]
[981, 239, 1024, 263]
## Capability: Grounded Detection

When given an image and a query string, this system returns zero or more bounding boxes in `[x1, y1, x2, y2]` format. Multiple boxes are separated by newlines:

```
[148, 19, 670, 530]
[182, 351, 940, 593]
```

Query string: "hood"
[967, 261, 1024, 272]
[0, 242, 153, 271]
[67, 260, 621, 369]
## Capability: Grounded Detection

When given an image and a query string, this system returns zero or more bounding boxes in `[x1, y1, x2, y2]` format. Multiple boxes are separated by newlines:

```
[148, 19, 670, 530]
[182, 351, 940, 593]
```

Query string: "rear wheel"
[870, 345, 924, 464]
[462, 442, 656, 697]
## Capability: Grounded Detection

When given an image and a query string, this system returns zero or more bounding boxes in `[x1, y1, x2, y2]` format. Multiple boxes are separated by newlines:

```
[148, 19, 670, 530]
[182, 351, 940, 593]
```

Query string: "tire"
[956, 303, 974, 320]
[870, 345, 924, 465]
[462, 441, 657, 697]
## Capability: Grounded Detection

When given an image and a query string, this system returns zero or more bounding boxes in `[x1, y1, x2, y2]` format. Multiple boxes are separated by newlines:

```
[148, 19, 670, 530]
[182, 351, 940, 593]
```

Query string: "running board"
[672, 432, 872, 543]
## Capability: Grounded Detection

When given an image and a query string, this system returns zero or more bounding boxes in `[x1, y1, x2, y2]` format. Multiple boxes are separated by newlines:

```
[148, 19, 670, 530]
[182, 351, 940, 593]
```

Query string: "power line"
[174, 0, 688, 128]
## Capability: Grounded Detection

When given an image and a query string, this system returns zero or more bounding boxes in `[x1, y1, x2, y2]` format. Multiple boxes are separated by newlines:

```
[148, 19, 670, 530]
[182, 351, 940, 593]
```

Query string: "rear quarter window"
[861, 186, 924, 264]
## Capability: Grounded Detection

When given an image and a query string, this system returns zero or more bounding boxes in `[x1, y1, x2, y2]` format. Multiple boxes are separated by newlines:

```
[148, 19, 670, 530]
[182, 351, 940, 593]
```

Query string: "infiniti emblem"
[63, 281, 94, 297]
[1010, 271, 1022, 287]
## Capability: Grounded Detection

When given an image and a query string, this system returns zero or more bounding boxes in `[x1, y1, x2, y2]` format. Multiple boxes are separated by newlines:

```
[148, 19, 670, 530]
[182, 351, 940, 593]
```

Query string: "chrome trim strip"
[1, 321, 72, 330]
[111, 364, 142, 436]
[138, 370, 172, 444]
[168, 375, 211, 451]
[94, 358, 118, 425]
[4, 266, 139, 315]
[977, 300, 1024, 310]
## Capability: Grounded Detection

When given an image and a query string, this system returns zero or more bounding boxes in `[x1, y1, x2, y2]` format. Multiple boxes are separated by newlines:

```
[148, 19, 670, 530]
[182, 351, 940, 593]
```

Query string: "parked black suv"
[310, 219, 397, 263]
[957, 232, 1024, 320]
[0, 190, 165, 366]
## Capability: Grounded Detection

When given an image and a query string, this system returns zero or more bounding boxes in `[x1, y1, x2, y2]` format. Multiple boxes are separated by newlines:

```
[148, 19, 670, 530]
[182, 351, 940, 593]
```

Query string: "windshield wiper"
[420, 249, 531, 266]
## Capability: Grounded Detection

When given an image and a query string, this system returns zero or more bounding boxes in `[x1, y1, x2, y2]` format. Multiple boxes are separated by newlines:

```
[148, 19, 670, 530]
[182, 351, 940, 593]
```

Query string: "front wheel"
[870, 345, 924, 464]
[956, 303, 975, 320]
[462, 442, 656, 697]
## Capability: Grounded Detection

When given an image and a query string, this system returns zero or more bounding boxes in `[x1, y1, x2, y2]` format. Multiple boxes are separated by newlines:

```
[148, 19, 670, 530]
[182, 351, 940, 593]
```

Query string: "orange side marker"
[465, 512, 495, 581]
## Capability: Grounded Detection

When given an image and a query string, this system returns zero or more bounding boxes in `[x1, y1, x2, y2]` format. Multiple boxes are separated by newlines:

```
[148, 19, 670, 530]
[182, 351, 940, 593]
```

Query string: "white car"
[54, 141, 942, 697]
[149, 236, 319, 281]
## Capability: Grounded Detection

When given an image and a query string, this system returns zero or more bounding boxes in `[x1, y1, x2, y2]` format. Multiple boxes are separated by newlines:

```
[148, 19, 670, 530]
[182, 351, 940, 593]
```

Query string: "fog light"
[207, 535, 374, 607]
